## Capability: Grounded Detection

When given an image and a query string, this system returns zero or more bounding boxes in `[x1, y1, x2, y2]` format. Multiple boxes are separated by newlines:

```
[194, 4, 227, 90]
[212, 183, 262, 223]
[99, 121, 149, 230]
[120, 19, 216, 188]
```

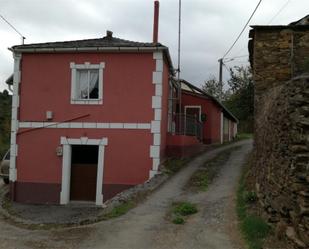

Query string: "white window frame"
[70, 62, 105, 105]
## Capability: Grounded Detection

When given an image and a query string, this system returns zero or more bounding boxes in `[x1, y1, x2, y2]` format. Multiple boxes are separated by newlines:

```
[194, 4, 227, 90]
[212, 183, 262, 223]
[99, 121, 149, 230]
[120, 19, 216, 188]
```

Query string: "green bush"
[173, 202, 198, 216]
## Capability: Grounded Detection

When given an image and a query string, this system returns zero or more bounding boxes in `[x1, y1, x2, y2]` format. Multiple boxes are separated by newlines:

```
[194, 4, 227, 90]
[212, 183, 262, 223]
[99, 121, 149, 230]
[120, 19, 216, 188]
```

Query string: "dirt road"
[0, 139, 252, 249]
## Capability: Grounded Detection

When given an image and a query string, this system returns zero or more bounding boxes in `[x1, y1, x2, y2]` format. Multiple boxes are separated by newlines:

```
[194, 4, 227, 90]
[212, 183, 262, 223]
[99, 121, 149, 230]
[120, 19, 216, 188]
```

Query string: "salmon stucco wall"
[15, 128, 153, 203]
[11, 51, 169, 204]
[19, 53, 156, 123]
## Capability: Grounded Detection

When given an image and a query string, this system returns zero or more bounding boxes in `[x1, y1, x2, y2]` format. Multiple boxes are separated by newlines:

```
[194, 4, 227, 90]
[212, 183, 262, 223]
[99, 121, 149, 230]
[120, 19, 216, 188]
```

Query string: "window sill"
[71, 99, 103, 105]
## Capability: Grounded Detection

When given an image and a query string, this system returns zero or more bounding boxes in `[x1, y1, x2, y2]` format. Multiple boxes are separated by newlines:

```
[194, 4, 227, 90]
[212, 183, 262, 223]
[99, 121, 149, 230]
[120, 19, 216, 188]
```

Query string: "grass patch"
[236, 133, 253, 140]
[172, 216, 185, 224]
[173, 202, 198, 216]
[189, 169, 209, 191]
[168, 201, 198, 225]
[102, 201, 135, 219]
[163, 158, 187, 175]
[237, 154, 271, 249]
[188, 146, 241, 191]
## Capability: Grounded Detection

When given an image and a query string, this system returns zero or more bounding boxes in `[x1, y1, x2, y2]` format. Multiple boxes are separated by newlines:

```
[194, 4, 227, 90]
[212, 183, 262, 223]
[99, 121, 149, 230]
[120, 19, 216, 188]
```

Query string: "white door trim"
[184, 105, 202, 121]
[60, 136, 108, 206]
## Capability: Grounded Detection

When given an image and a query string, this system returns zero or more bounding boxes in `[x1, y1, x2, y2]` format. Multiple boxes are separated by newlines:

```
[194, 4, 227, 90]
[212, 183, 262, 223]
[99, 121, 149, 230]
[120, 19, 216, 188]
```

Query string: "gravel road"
[0, 139, 252, 249]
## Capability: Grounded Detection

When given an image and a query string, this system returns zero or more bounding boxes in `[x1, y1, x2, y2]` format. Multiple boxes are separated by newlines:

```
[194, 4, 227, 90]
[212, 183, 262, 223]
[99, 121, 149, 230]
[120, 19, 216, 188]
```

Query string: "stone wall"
[250, 25, 309, 248]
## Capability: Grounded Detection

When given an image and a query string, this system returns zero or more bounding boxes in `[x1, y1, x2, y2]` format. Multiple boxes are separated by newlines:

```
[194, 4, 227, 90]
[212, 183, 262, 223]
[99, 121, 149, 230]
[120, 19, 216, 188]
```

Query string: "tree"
[0, 90, 12, 159]
[224, 66, 254, 132]
[202, 75, 226, 101]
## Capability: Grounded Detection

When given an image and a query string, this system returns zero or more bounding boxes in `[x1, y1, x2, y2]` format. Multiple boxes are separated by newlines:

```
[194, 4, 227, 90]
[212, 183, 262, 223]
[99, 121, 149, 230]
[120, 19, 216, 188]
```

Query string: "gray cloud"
[0, 0, 308, 91]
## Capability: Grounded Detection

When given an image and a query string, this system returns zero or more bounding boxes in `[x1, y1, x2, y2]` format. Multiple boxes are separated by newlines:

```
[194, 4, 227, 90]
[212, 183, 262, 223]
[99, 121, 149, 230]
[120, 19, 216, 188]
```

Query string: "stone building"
[249, 16, 309, 248]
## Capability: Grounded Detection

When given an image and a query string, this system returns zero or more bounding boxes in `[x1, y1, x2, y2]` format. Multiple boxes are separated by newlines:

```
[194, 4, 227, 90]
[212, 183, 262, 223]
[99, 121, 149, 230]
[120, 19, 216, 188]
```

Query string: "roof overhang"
[9, 46, 175, 75]
[250, 25, 309, 31]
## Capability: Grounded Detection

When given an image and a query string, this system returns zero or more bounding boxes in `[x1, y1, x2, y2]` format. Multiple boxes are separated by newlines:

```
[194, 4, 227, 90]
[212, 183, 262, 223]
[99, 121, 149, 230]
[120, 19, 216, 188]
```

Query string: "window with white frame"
[70, 62, 105, 104]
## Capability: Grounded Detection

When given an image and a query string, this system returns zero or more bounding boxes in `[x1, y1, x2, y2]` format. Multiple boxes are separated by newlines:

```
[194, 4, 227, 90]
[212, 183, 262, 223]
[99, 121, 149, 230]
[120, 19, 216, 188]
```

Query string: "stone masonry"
[249, 21, 309, 248]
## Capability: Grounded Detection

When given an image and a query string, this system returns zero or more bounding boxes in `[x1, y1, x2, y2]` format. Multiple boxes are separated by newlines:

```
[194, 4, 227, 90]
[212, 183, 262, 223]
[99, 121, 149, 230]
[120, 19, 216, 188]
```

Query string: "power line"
[223, 55, 249, 63]
[222, 0, 263, 59]
[267, 0, 291, 24]
[223, 63, 231, 74]
[0, 14, 26, 43]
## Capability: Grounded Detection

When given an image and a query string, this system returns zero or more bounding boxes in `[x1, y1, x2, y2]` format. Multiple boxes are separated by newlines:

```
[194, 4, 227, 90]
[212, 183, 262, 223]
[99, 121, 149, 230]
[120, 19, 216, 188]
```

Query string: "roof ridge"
[12, 35, 164, 49]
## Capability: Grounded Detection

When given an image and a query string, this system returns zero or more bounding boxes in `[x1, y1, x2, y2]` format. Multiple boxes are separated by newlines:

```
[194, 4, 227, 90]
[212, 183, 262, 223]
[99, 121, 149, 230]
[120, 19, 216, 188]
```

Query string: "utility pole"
[218, 58, 223, 85]
[177, 0, 182, 133]
[218, 58, 223, 99]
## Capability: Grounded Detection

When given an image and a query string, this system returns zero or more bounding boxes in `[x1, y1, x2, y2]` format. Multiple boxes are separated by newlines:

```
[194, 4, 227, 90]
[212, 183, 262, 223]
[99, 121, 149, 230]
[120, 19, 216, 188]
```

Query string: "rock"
[286, 226, 307, 248]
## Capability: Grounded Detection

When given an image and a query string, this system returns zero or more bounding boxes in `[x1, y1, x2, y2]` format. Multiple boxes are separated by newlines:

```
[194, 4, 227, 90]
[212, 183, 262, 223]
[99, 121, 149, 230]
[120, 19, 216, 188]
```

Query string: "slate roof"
[12, 32, 166, 50]
[10, 31, 174, 72]
[289, 14, 309, 26]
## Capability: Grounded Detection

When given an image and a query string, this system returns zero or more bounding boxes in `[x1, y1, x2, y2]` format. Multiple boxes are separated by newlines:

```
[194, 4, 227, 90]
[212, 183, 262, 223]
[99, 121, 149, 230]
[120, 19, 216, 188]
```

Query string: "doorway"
[70, 145, 98, 202]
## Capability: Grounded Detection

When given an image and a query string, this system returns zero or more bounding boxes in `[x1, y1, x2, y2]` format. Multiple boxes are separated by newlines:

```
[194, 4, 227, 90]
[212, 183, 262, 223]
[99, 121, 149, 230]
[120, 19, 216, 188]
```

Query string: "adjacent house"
[6, 2, 238, 206]
[180, 80, 238, 144]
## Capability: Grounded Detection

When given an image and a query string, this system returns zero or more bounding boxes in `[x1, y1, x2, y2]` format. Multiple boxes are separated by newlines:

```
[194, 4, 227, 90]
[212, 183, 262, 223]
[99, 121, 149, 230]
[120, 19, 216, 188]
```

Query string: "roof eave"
[10, 46, 167, 53]
[10, 45, 175, 75]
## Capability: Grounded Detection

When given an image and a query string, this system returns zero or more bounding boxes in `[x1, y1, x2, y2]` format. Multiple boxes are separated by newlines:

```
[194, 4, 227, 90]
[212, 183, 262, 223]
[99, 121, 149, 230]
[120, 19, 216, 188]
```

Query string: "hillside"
[0, 90, 11, 159]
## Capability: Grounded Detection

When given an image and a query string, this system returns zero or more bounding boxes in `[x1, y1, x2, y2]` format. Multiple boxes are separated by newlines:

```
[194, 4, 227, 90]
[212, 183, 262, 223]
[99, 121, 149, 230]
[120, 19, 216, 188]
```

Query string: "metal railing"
[174, 114, 203, 141]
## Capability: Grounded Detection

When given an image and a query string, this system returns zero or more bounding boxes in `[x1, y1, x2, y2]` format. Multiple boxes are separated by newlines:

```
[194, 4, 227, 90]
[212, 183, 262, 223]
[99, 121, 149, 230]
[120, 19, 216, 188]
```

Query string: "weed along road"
[0, 140, 252, 249]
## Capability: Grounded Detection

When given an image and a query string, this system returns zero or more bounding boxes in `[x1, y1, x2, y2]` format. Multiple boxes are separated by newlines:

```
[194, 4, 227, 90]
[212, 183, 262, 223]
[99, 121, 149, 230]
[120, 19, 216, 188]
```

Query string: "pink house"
[180, 80, 238, 144]
[7, 25, 177, 204]
[6, 2, 238, 205]
[166, 80, 238, 157]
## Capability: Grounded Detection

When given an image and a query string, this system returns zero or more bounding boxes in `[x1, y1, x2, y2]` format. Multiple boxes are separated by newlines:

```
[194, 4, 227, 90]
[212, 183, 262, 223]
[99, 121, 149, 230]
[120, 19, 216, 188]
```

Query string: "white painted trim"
[60, 137, 108, 206]
[149, 51, 164, 179]
[151, 120, 161, 133]
[153, 133, 161, 146]
[9, 53, 21, 182]
[154, 109, 162, 121]
[150, 145, 160, 158]
[184, 105, 202, 122]
[152, 96, 162, 109]
[155, 84, 162, 96]
[70, 62, 105, 105]
[18, 122, 151, 130]
[152, 72, 163, 84]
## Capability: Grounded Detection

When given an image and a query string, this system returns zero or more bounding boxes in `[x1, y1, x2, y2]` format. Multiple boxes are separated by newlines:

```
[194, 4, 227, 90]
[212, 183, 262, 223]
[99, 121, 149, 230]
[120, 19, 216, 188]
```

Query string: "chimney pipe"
[153, 1, 159, 43]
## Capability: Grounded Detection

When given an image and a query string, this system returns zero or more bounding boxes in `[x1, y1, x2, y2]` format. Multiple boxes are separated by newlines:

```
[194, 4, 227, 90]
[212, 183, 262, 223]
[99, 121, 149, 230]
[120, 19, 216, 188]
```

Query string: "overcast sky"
[0, 0, 308, 92]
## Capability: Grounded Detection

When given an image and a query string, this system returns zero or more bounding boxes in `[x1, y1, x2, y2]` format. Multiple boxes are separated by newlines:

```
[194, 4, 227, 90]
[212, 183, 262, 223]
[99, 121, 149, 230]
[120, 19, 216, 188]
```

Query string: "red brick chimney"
[153, 1, 159, 43]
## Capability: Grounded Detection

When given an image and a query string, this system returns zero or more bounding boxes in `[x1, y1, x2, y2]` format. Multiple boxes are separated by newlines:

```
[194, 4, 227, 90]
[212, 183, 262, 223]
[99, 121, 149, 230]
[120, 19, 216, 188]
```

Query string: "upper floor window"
[70, 62, 105, 105]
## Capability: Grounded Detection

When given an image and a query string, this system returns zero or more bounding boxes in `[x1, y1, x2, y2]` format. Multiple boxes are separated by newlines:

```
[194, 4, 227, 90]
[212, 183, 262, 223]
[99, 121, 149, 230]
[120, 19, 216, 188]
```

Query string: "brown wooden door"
[70, 163, 97, 201]
[70, 145, 98, 202]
